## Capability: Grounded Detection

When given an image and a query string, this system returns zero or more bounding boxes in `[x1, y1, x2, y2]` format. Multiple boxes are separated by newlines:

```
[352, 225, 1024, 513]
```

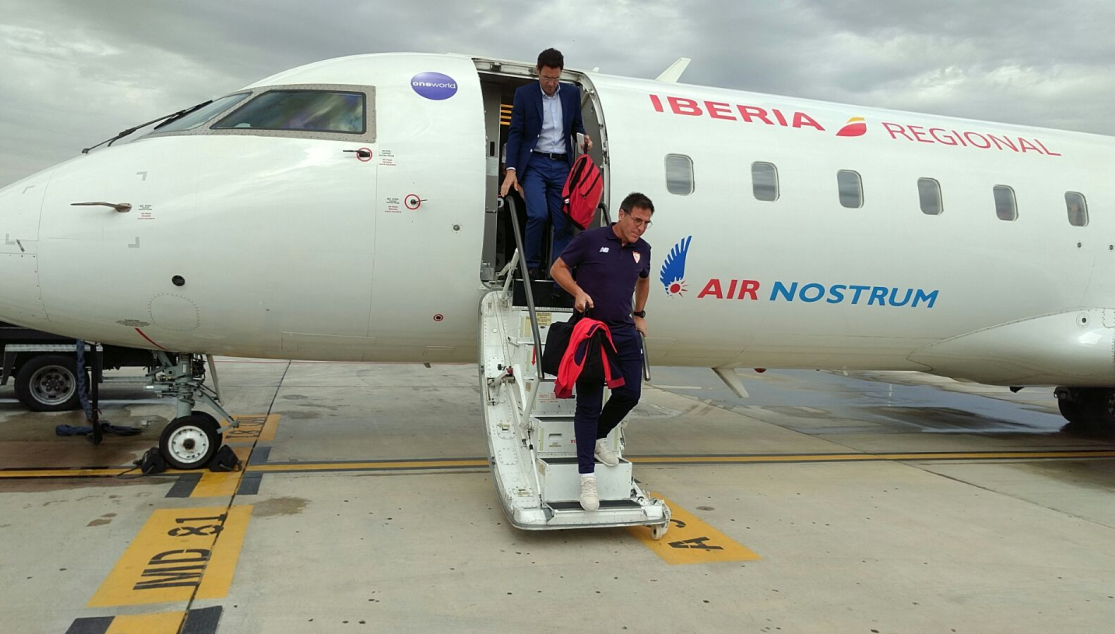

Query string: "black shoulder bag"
[541, 309, 588, 376]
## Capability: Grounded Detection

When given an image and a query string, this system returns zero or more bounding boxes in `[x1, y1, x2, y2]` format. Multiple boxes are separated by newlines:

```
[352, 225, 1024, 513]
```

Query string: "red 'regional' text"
[880, 122, 1061, 157]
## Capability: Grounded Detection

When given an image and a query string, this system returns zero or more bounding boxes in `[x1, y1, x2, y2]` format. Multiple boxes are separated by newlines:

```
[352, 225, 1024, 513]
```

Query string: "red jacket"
[554, 317, 626, 398]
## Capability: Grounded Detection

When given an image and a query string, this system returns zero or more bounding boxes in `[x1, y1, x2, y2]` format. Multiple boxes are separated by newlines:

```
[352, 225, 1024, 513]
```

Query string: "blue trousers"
[521, 153, 573, 271]
[574, 326, 643, 474]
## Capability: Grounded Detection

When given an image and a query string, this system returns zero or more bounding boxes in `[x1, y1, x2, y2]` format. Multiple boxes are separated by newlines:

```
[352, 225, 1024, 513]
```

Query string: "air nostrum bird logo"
[660, 236, 693, 297]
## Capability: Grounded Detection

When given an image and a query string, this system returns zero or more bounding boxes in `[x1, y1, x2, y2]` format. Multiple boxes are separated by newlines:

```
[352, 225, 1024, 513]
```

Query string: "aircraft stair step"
[548, 499, 642, 511]
[538, 456, 634, 503]
[541, 496, 665, 529]
[479, 288, 670, 534]
[512, 279, 574, 309]
[531, 415, 621, 461]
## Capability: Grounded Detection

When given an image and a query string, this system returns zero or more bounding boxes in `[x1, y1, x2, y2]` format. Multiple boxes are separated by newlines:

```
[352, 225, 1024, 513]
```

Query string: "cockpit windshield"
[149, 93, 251, 135]
[212, 90, 365, 134]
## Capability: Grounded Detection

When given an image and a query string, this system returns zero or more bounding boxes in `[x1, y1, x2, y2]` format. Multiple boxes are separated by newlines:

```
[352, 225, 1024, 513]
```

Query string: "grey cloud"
[2, 0, 1113, 186]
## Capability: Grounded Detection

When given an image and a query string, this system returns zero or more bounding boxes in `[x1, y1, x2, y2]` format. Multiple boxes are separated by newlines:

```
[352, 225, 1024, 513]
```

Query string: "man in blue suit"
[500, 48, 593, 281]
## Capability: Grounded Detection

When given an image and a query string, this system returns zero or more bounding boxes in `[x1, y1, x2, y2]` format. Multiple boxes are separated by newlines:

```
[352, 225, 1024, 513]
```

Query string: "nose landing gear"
[149, 352, 238, 469]
[1055, 387, 1115, 433]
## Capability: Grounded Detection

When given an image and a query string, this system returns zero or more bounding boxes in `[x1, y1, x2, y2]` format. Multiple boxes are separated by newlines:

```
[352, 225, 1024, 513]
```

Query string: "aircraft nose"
[0, 172, 51, 326]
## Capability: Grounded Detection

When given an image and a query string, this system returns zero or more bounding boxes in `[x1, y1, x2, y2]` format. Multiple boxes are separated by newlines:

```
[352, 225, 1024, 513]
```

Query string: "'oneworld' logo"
[411, 72, 458, 100]
[660, 236, 693, 296]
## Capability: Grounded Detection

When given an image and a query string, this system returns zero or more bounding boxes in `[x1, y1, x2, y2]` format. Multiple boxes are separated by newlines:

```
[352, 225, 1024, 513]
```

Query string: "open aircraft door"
[477, 199, 669, 533]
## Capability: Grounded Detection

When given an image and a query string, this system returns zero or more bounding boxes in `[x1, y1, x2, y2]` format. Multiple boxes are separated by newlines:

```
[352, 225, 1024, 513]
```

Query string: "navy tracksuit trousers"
[574, 325, 643, 474]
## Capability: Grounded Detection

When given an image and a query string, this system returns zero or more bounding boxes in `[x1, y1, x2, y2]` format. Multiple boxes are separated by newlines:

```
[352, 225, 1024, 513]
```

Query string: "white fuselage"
[1, 52, 1113, 387]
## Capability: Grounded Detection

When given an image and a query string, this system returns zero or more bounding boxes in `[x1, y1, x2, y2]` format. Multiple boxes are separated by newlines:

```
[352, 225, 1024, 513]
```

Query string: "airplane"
[1, 52, 1112, 532]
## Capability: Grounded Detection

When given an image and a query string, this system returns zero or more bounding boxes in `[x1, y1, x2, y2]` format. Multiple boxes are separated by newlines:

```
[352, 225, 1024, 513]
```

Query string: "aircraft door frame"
[474, 59, 610, 281]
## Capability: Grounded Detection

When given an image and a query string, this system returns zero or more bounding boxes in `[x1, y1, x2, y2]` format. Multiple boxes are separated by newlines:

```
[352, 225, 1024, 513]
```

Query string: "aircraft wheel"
[1058, 388, 1115, 434]
[160, 412, 222, 470]
[15, 354, 82, 412]
[1055, 388, 1087, 425]
[650, 522, 669, 541]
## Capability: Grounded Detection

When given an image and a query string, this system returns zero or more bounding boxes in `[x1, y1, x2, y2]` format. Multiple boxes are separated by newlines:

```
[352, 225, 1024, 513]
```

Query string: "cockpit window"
[212, 90, 365, 134]
[150, 93, 251, 134]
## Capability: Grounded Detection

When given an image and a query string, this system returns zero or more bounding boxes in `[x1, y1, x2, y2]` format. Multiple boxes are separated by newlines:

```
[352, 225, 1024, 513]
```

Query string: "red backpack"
[561, 155, 603, 230]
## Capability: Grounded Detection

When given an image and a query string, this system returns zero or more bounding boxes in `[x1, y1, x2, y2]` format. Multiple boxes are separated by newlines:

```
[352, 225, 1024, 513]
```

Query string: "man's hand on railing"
[500, 171, 523, 197]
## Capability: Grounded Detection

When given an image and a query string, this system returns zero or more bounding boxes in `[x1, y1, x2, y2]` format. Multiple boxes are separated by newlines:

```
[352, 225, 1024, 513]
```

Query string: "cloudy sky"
[2, 0, 1114, 188]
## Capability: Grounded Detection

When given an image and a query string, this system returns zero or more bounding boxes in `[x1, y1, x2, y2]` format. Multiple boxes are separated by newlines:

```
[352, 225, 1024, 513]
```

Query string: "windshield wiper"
[81, 100, 214, 154]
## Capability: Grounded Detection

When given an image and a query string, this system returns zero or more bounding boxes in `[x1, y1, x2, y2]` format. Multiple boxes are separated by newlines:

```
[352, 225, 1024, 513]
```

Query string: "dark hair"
[537, 48, 564, 71]
[620, 192, 654, 214]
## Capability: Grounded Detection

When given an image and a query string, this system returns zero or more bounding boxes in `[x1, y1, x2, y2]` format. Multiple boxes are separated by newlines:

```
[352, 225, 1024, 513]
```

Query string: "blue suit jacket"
[504, 81, 586, 172]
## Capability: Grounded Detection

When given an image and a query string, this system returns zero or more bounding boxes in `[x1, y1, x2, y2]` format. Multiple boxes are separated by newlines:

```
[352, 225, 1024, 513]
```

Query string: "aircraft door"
[366, 61, 486, 361]
[0, 170, 51, 323]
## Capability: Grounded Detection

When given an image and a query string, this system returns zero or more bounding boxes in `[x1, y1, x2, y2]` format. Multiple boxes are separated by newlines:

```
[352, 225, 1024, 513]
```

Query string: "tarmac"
[2, 360, 1114, 633]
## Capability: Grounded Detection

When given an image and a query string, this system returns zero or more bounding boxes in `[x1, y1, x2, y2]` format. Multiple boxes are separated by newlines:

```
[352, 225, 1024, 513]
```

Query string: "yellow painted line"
[245, 450, 1115, 474]
[105, 610, 186, 633]
[190, 447, 252, 498]
[248, 458, 489, 472]
[629, 495, 761, 565]
[223, 414, 271, 442]
[258, 413, 281, 442]
[88, 505, 252, 607]
[6, 450, 1115, 480]
[0, 468, 128, 478]
[196, 506, 253, 600]
[627, 451, 1115, 464]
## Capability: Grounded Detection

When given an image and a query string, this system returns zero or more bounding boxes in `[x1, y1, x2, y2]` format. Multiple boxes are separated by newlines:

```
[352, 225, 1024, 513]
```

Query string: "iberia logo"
[836, 117, 867, 137]
[660, 236, 693, 296]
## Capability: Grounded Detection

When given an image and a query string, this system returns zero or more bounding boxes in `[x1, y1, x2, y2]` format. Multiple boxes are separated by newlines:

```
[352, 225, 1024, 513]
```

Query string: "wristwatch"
[632, 310, 646, 318]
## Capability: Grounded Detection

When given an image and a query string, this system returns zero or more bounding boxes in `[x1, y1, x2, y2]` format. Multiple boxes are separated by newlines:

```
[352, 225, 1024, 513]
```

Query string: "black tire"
[1058, 387, 1115, 435]
[1056, 388, 1087, 425]
[14, 354, 83, 412]
[159, 411, 222, 470]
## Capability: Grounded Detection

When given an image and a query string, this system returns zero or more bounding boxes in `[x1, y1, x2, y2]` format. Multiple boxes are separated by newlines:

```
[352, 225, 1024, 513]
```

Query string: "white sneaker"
[579, 475, 599, 511]
[594, 439, 619, 467]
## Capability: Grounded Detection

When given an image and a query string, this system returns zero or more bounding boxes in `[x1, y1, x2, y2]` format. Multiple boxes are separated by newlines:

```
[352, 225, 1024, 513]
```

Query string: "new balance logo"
[599, 247, 610, 253]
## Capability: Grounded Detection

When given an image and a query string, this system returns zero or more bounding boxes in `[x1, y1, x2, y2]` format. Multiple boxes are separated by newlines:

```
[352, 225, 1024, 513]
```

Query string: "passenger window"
[917, 178, 942, 215]
[752, 162, 778, 202]
[837, 170, 862, 208]
[665, 154, 694, 195]
[213, 90, 366, 133]
[993, 185, 1017, 221]
[1066, 192, 1088, 227]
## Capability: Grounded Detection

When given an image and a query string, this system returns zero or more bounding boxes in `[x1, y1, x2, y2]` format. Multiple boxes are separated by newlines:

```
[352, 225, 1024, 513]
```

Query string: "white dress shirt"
[535, 83, 565, 154]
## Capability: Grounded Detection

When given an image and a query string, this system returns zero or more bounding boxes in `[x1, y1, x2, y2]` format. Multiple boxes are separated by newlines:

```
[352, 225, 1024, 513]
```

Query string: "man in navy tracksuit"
[551, 192, 653, 511]
[500, 48, 593, 282]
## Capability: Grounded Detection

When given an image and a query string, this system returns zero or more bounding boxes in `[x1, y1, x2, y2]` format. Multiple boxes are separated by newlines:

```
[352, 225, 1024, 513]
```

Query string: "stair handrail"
[499, 196, 546, 386]
[500, 250, 520, 296]
[599, 202, 611, 226]
[640, 332, 651, 382]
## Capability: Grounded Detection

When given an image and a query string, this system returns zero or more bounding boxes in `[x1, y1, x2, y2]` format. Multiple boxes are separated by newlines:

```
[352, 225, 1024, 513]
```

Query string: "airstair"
[478, 199, 669, 536]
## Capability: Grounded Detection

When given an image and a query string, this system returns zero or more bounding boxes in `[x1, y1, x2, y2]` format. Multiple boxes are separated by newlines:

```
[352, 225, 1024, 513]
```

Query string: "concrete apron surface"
[1, 361, 1114, 633]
